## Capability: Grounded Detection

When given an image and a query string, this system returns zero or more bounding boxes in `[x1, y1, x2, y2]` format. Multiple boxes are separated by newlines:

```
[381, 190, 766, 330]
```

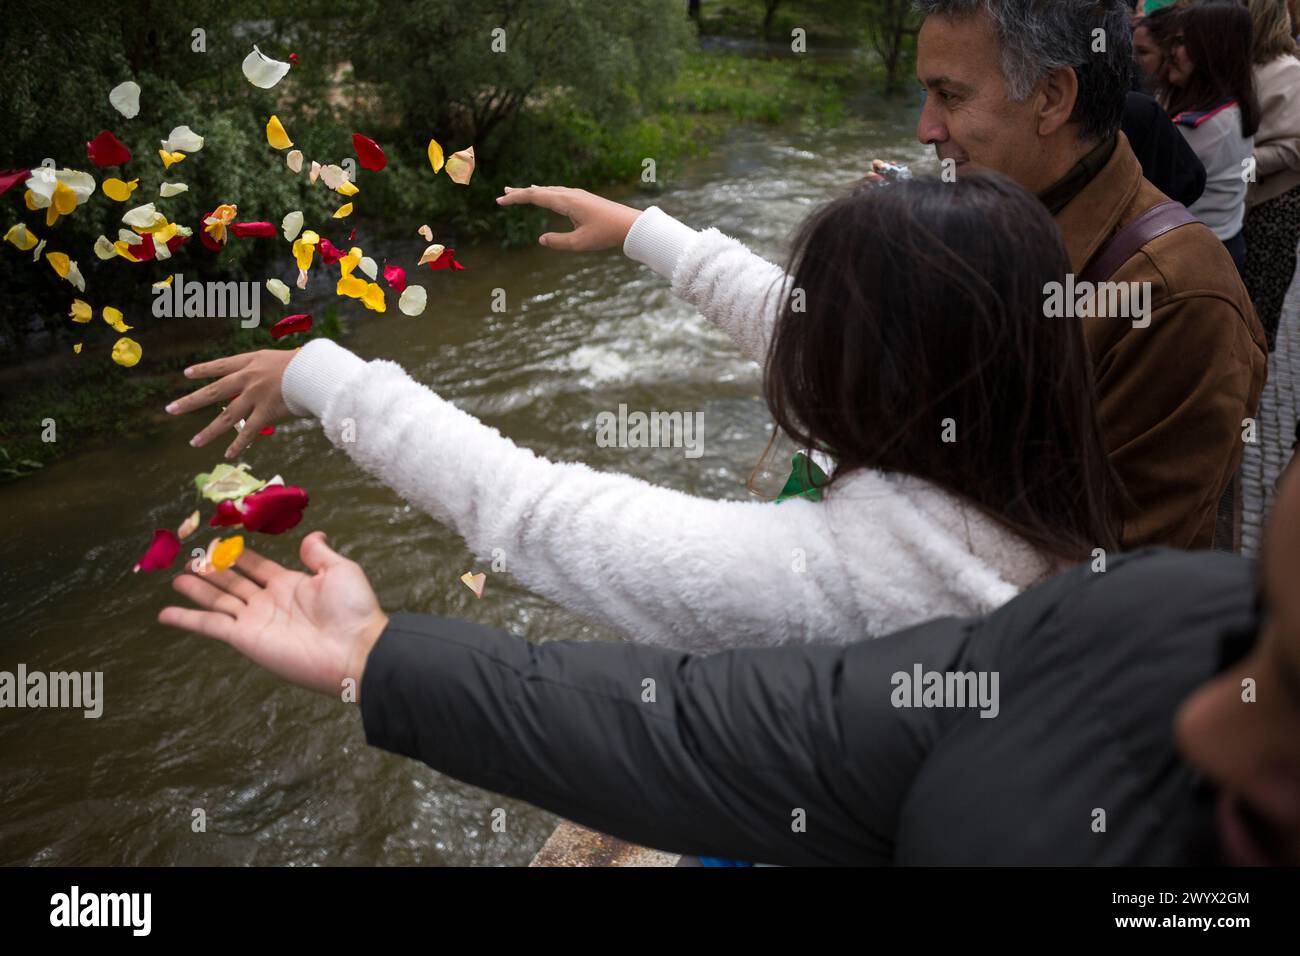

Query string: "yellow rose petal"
[266, 114, 293, 150]
[444, 146, 475, 185]
[427, 138, 445, 173]
[335, 179, 359, 197]
[336, 273, 367, 298]
[292, 238, 315, 272]
[111, 336, 142, 367]
[24, 189, 39, 211]
[332, 202, 353, 219]
[73, 343, 82, 354]
[362, 282, 386, 313]
[159, 149, 187, 169]
[103, 306, 132, 332]
[211, 535, 244, 571]
[153, 275, 175, 289]
[4, 223, 38, 251]
[69, 299, 93, 323]
[46, 251, 70, 277]
[102, 178, 139, 202]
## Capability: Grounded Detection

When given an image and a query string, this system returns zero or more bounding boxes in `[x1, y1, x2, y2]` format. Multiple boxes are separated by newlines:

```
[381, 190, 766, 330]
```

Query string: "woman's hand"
[158, 532, 389, 702]
[495, 185, 642, 251]
[165, 349, 297, 459]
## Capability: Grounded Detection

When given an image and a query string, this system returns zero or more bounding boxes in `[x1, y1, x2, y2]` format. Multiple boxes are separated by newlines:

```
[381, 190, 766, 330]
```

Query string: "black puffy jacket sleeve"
[360, 612, 975, 865]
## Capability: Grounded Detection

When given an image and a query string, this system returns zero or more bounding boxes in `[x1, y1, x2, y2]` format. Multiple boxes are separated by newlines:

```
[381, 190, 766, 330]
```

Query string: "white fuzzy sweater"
[280, 208, 1054, 651]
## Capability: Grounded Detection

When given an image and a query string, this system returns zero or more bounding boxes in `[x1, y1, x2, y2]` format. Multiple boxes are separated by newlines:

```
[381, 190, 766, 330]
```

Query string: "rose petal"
[258, 426, 275, 436]
[159, 182, 188, 197]
[210, 535, 245, 571]
[335, 178, 359, 197]
[398, 284, 427, 316]
[103, 306, 132, 332]
[122, 202, 164, 230]
[384, 264, 407, 293]
[161, 125, 204, 153]
[309, 160, 321, 184]
[46, 251, 70, 277]
[66, 260, 85, 292]
[111, 336, 142, 367]
[69, 299, 92, 323]
[460, 571, 486, 598]
[4, 223, 38, 251]
[158, 149, 186, 169]
[102, 177, 139, 202]
[240, 485, 309, 534]
[195, 463, 266, 502]
[73, 343, 82, 354]
[270, 313, 312, 339]
[286, 149, 303, 173]
[231, 221, 275, 238]
[281, 210, 303, 242]
[109, 81, 141, 119]
[352, 133, 386, 171]
[336, 273, 367, 298]
[94, 235, 116, 259]
[296, 268, 308, 290]
[426, 247, 464, 271]
[427, 138, 444, 173]
[178, 510, 201, 540]
[418, 224, 432, 242]
[209, 500, 244, 528]
[0, 169, 30, 196]
[332, 202, 353, 219]
[445, 146, 475, 185]
[266, 114, 293, 150]
[360, 256, 377, 280]
[319, 164, 347, 190]
[418, 243, 445, 267]
[317, 237, 345, 265]
[133, 529, 180, 573]
[87, 130, 132, 167]
[266, 278, 290, 305]
[242, 45, 291, 89]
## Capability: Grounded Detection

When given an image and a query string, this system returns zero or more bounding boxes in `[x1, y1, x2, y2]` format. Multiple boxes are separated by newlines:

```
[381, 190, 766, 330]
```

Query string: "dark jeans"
[1223, 229, 1246, 274]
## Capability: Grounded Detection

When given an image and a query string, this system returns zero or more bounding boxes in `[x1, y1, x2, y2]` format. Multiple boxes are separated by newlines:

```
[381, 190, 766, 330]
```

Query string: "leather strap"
[1078, 200, 1199, 285]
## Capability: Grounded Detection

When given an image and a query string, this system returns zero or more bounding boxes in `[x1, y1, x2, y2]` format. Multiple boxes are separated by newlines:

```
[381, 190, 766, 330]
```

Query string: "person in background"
[1133, 5, 1180, 90]
[1159, 2, 1261, 271]
[156, 424, 1300, 866]
[1123, 90, 1207, 207]
[1242, 0, 1300, 351]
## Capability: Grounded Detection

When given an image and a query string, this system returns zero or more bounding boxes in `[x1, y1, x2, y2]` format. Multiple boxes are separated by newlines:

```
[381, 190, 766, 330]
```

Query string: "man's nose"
[917, 97, 946, 145]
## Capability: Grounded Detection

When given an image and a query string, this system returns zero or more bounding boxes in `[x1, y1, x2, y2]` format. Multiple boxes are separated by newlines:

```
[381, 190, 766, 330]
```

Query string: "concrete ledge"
[529, 822, 680, 867]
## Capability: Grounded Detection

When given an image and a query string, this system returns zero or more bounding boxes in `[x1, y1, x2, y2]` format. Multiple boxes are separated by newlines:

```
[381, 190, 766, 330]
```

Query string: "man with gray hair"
[500, 0, 1266, 552]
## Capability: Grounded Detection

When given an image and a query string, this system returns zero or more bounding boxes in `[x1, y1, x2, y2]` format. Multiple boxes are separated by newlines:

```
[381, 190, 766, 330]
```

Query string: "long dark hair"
[1163, 2, 1262, 136]
[764, 172, 1122, 564]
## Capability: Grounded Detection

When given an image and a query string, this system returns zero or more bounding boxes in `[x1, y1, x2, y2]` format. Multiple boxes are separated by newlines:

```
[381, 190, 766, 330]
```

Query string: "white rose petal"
[118, 228, 143, 246]
[161, 125, 204, 153]
[159, 182, 188, 198]
[281, 210, 303, 242]
[32, 239, 46, 262]
[286, 150, 303, 173]
[93, 236, 116, 259]
[241, 45, 291, 89]
[154, 234, 171, 261]
[109, 81, 141, 119]
[296, 268, 308, 290]
[122, 203, 164, 230]
[65, 260, 85, 292]
[398, 284, 427, 317]
[360, 256, 377, 280]
[319, 164, 348, 190]
[417, 243, 445, 267]
[265, 278, 290, 305]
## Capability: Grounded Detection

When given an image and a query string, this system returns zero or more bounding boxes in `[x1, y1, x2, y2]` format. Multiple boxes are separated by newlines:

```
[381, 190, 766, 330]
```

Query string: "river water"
[0, 96, 925, 865]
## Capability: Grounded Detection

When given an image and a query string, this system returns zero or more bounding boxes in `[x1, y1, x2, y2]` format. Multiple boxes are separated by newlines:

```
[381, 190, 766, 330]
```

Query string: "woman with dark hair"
[1243, 0, 1300, 350]
[166, 173, 1122, 651]
[1157, 2, 1262, 270]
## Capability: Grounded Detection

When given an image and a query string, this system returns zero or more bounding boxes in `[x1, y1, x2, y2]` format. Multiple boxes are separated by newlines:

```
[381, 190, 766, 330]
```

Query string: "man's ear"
[1037, 65, 1080, 138]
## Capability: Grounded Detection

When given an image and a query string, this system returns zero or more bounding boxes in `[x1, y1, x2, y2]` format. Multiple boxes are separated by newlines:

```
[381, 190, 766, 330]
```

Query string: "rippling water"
[0, 99, 925, 865]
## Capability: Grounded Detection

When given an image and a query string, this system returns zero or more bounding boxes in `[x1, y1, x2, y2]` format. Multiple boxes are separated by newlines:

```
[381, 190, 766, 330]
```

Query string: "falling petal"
[266, 115, 293, 150]
[231, 221, 275, 238]
[460, 571, 486, 598]
[319, 164, 347, 190]
[159, 182, 188, 198]
[210, 535, 245, 571]
[73, 343, 82, 353]
[266, 278, 290, 305]
[159, 150, 186, 168]
[93, 235, 116, 259]
[195, 463, 266, 502]
[360, 256, 377, 280]
[336, 273, 367, 298]
[338, 247, 360, 276]
[281, 210, 303, 242]
[296, 268, 308, 290]
[32, 239, 46, 261]
[102, 177, 139, 202]
[418, 224, 432, 242]
[348, 228, 356, 242]
[352, 133, 386, 171]
[332, 202, 353, 219]
[109, 81, 141, 119]
[162, 125, 204, 153]
[4, 223, 38, 251]
[46, 251, 70, 277]
[87, 130, 132, 167]
[270, 313, 312, 339]
[398, 284, 427, 316]
[69, 299, 92, 323]
[384, 264, 406, 293]
[445, 146, 475, 185]
[317, 237, 345, 265]
[426, 247, 464, 271]
[242, 45, 291, 89]
[362, 282, 386, 313]
[66, 260, 85, 292]
[309, 160, 321, 184]
[178, 511, 201, 540]
[286, 150, 303, 173]
[103, 306, 132, 332]
[258, 426, 275, 436]
[418, 243, 445, 267]
[0, 169, 30, 196]
[118, 228, 143, 246]
[152, 275, 174, 289]
[427, 138, 444, 173]
[335, 178, 359, 197]
[111, 336, 142, 367]
[122, 203, 164, 230]
[133, 529, 180, 573]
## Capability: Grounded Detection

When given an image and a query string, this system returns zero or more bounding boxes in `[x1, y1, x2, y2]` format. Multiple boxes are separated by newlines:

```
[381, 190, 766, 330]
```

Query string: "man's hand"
[158, 532, 389, 702]
[495, 185, 642, 251]
[165, 349, 296, 459]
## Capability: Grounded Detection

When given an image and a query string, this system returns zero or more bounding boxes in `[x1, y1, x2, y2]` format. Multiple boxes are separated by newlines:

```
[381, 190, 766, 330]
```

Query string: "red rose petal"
[198, 228, 221, 253]
[87, 130, 132, 167]
[240, 485, 309, 534]
[426, 247, 464, 271]
[230, 221, 276, 238]
[317, 237, 345, 265]
[288, 52, 300, 64]
[352, 133, 386, 171]
[348, 228, 356, 241]
[210, 500, 245, 528]
[133, 529, 180, 573]
[383, 264, 406, 293]
[0, 168, 30, 195]
[270, 313, 313, 339]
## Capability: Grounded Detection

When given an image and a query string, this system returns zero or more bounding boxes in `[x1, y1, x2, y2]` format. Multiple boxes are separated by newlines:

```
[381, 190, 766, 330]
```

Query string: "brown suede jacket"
[1058, 134, 1267, 549]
